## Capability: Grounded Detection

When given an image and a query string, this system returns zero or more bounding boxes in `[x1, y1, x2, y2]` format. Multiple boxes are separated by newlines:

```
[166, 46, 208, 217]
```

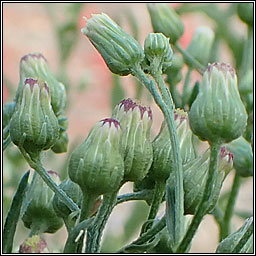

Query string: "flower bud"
[9, 79, 59, 158]
[22, 171, 63, 234]
[82, 13, 144, 76]
[51, 131, 69, 153]
[226, 136, 253, 177]
[3, 101, 16, 130]
[68, 118, 124, 196]
[112, 99, 153, 182]
[19, 235, 49, 253]
[147, 3, 184, 43]
[183, 146, 233, 214]
[150, 109, 196, 182]
[52, 178, 82, 221]
[185, 26, 214, 67]
[237, 3, 253, 27]
[216, 217, 253, 253]
[17, 53, 67, 115]
[189, 62, 248, 144]
[144, 33, 173, 72]
[165, 54, 183, 85]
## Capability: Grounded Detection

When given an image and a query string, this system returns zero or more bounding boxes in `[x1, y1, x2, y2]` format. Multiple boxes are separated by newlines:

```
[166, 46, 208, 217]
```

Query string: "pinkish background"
[3, 3, 252, 253]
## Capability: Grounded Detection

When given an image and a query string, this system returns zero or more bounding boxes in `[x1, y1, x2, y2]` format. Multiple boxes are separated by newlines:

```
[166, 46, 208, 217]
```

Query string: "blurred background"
[3, 3, 253, 253]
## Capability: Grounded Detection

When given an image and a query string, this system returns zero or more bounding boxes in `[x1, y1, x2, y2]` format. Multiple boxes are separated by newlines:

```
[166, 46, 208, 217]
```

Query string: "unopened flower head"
[147, 3, 184, 43]
[82, 13, 144, 76]
[17, 53, 67, 115]
[189, 62, 247, 143]
[112, 98, 153, 182]
[68, 118, 124, 196]
[144, 33, 173, 72]
[19, 235, 49, 253]
[9, 78, 59, 158]
[226, 136, 253, 177]
[149, 109, 196, 182]
[185, 26, 215, 67]
[22, 171, 63, 234]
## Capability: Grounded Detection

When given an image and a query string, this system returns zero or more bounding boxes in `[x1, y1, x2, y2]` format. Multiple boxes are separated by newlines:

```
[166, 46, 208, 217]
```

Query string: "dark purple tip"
[47, 170, 60, 178]
[174, 109, 187, 122]
[220, 146, 234, 163]
[21, 53, 47, 63]
[207, 62, 235, 78]
[119, 98, 152, 120]
[25, 78, 38, 88]
[101, 118, 121, 129]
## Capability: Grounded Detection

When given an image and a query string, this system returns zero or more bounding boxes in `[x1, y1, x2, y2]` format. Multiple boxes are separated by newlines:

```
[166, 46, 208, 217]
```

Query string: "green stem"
[182, 67, 192, 108]
[80, 191, 97, 221]
[176, 142, 221, 253]
[174, 43, 205, 74]
[19, 147, 80, 213]
[117, 215, 166, 253]
[141, 181, 165, 234]
[116, 190, 153, 205]
[86, 190, 118, 253]
[220, 172, 240, 240]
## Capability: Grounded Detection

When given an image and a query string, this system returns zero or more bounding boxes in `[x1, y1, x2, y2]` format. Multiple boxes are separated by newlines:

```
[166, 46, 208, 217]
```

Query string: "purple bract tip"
[21, 53, 47, 63]
[207, 62, 235, 78]
[119, 98, 152, 119]
[220, 146, 234, 163]
[101, 118, 121, 128]
[25, 78, 38, 88]
[47, 170, 60, 178]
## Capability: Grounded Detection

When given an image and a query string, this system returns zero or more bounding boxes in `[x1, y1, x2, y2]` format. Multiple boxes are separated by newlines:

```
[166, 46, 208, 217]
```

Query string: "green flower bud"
[165, 54, 183, 85]
[189, 62, 248, 144]
[9, 79, 59, 158]
[237, 3, 253, 27]
[22, 171, 63, 234]
[147, 3, 184, 43]
[52, 178, 82, 221]
[183, 146, 233, 214]
[226, 136, 253, 177]
[19, 235, 49, 253]
[150, 109, 196, 182]
[144, 33, 173, 72]
[3, 101, 16, 130]
[185, 26, 215, 67]
[17, 53, 67, 115]
[216, 217, 253, 253]
[68, 118, 124, 196]
[82, 13, 144, 76]
[112, 98, 153, 182]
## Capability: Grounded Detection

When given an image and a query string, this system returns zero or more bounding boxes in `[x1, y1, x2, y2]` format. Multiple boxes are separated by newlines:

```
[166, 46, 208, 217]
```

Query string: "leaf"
[3, 171, 30, 253]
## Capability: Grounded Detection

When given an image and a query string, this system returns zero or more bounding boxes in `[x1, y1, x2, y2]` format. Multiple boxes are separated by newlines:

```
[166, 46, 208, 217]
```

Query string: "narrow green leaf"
[3, 170, 30, 253]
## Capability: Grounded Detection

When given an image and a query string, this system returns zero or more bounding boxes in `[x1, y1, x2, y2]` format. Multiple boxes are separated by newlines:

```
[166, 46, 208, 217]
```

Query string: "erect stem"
[86, 190, 119, 253]
[140, 181, 166, 235]
[220, 172, 240, 240]
[174, 42, 205, 74]
[19, 147, 80, 213]
[176, 142, 221, 253]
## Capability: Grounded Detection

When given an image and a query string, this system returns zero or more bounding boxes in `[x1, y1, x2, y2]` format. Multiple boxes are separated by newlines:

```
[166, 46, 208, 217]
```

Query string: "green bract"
[189, 62, 247, 144]
[112, 98, 153, 182]
[216, 217, 253, 253]
[185, 26, 214, 67]
[82, 13, 144, 76]
[9, 79, 59, 159]
[150, 109, 196, 182]
[147, 3, 184, 43]
[68, 118, 124, 196]
[22, 171, 63, 234]
[144, 33, 173, 72]
[226, 136, 253, 177]
[17, 53, 67, 115]
[183, 146, 233, 214]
